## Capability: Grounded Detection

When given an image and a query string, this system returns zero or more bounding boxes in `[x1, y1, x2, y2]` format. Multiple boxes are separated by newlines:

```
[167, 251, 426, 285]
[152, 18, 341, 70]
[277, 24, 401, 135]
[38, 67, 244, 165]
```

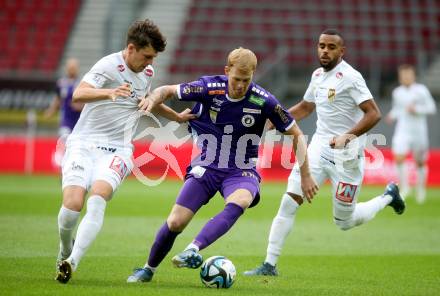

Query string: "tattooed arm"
[138, 85, 179, 113]
[155, 105, 196, 123]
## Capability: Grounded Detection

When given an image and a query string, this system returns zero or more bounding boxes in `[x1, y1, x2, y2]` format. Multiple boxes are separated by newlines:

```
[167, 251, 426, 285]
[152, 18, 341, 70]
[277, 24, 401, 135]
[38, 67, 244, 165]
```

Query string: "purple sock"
[194, 203, 244, 250]
[148, 223, 180, 268]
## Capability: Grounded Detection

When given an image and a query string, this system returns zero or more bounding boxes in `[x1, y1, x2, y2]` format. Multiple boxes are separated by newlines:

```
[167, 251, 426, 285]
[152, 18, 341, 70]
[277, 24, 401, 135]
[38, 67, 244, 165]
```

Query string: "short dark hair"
[321, 29, 344, 45]
[126, 19, 166, 52]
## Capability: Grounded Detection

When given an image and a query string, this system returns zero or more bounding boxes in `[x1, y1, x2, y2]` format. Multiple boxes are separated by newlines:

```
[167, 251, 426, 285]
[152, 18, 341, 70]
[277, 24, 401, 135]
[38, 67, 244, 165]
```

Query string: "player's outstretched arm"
[330, 99, 381, 149]
[155, 105, 197, 123]
[72, 81, 131, 103]
[287, 100, 316, 122]
[285, 123, 319, 202]
[138, 85, 179, 113]
[266, 100, 315, 130]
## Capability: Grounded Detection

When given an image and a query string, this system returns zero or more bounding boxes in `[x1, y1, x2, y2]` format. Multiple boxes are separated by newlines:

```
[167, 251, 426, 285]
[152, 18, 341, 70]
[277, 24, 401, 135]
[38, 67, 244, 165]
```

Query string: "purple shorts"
[175, 166, 261, 213]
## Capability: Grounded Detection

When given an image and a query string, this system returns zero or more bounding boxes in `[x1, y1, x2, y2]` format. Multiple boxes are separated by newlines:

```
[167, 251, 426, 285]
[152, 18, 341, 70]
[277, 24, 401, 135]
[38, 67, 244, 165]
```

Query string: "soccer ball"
[200, 256, 236, 288]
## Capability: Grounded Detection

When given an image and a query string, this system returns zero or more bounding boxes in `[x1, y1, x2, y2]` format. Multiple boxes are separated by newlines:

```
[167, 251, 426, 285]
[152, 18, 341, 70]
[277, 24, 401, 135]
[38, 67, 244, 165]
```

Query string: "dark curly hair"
[126, 19, 166, 52]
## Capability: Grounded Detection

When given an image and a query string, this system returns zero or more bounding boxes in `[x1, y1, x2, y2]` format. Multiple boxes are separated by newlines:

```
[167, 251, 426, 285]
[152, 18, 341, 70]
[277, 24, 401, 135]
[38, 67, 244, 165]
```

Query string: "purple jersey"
[177, 75, 295, 174]
[57, 77, 81, 130]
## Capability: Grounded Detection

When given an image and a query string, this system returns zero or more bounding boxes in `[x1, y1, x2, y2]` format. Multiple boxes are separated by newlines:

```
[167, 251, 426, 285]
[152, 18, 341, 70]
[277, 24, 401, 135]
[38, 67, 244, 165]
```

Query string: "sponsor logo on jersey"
[274, 104, 289, 123]
[209, 110, 218, 123]
[71, 161, 84, 171]
[144, 68, 153, 76]
[328, 88, 336, 102]
[117, 64, 125, 72]
[97, 146, 117, 153]
[208, 89, 225, 95]
[336, 72, 343, 79]
[336, 182, 357, 203]
[92, 74, 105, 86]
[213, 97, 224, 106]
[243, 107, 261, 114]
[251, 87, 269, 98]
[315, 69, 323, 76]
[249, 95, 265, 106]
[182, 85, 191, 95]
[109, 156, 128, 179]
[210, 106, 221, 112]
[241, 114, 255, 127]
[183, 85, 204, 95]
[207, 82, 226, 88]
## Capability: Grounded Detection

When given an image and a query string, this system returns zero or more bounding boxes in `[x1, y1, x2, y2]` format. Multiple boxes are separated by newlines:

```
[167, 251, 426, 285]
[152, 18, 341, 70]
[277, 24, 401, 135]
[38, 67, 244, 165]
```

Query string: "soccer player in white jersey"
[244, 29, 406, 276]
[55, 19, 195, 284]
[386, 65, 437, 203]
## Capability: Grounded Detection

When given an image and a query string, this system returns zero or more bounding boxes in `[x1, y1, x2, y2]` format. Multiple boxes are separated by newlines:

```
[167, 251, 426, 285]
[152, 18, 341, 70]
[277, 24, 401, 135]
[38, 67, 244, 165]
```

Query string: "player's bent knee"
[62, 186, 86, 211]
[167, 218, 187, 232]
[90, 180, 114, 201]
[277, 193, 300, 218]
[287, 192, 304, 206]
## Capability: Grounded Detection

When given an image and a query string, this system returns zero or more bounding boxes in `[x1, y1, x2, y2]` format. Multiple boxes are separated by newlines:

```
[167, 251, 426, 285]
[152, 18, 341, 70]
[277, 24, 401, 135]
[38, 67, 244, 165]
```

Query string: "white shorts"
[286, 140, 364, 220]
[392, 133, 428, 162]
[61, 142, 133, 192]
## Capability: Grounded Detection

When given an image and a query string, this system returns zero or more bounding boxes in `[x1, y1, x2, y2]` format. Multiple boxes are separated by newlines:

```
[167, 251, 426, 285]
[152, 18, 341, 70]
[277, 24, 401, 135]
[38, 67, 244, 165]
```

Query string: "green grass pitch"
[0, 174, 439, 295]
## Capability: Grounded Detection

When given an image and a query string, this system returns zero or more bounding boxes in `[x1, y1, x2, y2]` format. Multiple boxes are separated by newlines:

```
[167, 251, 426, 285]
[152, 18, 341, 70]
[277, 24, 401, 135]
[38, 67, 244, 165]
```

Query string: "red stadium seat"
[1, 0, 81, 75]
[168, 0, 440, 78]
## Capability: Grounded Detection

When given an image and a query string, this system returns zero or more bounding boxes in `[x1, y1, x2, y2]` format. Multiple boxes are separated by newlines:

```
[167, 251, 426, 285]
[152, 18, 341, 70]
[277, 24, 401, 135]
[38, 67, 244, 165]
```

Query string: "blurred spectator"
[386, 65, 437, 203]
[44, 58, 83, 166]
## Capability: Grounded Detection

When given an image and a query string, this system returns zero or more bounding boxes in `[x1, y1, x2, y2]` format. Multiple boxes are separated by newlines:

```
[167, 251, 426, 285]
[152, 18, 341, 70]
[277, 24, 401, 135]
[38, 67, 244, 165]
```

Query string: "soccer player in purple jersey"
[44, 58, 83, 166]
[127, 47, 319, 283]
[45, 58, 83, 135]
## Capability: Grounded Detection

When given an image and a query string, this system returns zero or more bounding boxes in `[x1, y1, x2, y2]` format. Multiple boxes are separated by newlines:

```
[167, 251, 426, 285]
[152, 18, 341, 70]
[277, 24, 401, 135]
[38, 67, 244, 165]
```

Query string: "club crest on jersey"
[109, 156, 128, 179]
[336, 182, 357, 203]
[328, 88, 336, 102]
[241, 114, 255, 127]
[209, 110, 218, 123]
[117, 64, 125, 72]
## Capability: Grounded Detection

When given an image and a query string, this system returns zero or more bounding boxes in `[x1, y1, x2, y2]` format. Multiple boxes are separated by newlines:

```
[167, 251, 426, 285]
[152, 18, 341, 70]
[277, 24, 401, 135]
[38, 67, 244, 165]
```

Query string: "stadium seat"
[169, 0, 440, 79]
[1, 0, 81, 76]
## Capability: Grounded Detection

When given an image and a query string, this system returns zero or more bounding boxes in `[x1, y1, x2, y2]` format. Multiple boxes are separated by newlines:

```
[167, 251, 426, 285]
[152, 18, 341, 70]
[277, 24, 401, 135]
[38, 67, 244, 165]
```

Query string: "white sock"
[396, 162, 409, 193]
[185, 242, 199, 252]
[416, 166, 427, 203]
[68, 195, 106, 270]
[58, 206, 80, 257]
[143, 264, 157, 273]
[265, 194, 299, 266]
[351, 194, 391, 227]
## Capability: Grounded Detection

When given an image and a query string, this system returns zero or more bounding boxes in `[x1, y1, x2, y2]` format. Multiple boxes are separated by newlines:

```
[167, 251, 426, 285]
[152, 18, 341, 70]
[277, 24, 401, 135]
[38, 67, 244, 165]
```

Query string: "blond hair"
[227, 47, 257, 72]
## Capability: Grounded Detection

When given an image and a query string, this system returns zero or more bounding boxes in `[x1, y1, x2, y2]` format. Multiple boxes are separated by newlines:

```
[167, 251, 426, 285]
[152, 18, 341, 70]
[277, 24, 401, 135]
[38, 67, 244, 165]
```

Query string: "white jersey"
[389, 83, 436, 139]
[68, 51, 154, 149]
[303, 60, 373, 161]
